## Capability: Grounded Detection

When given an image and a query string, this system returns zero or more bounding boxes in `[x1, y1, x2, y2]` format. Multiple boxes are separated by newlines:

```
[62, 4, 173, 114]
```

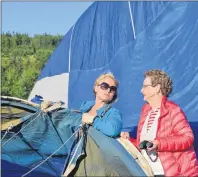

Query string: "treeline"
[2, 32, 63, 99]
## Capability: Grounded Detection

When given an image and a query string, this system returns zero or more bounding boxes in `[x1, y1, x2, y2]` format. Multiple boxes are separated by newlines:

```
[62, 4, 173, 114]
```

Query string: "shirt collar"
[80, 101, 111, 117]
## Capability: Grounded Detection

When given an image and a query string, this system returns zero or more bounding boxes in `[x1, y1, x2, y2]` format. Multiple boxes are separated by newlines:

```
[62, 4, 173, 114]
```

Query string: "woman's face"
[141, 76, 159, 102]
[94, 77, 117, 103]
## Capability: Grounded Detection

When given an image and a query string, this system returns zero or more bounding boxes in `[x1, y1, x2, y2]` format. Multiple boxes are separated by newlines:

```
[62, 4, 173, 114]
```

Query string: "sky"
[2, 2, 93, 37]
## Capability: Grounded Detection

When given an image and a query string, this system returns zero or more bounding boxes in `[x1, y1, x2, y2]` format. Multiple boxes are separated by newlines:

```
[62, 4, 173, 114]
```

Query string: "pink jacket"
[135, 96, 198, 176]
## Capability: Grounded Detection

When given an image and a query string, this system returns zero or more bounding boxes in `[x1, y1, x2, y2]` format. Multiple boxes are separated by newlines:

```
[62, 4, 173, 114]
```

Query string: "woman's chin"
[143, 96, 147, 102]
[102, 97, 111, 103]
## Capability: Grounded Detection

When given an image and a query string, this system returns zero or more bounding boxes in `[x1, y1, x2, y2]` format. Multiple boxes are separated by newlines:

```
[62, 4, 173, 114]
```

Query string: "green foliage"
[1, 32, 63, 99]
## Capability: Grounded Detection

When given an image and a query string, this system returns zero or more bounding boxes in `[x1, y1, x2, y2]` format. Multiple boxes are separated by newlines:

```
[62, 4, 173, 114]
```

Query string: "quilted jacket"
[136, 96, 198, 176]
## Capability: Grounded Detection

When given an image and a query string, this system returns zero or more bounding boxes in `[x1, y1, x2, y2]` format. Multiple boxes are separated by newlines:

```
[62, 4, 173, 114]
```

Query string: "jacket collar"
[160, 96, 169, 118]
[80, 101, 111, 117]
[143, 96, 169, 118]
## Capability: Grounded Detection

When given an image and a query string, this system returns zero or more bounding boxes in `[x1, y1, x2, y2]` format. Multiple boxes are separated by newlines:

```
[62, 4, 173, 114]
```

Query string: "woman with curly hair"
[121, 69, 198, 176]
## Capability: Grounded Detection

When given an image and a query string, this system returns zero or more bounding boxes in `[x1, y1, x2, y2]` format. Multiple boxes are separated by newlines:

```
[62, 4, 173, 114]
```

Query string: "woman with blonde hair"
[121, 69, 198, 176]
[79, 72, 122, 137]
[42, 72, 122, 137]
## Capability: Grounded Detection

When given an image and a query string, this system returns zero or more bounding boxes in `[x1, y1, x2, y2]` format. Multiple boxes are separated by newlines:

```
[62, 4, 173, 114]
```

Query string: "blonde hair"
[94, 72, 119, 87]
[144, 69, 173, 97]
[93, 72, 119, 103]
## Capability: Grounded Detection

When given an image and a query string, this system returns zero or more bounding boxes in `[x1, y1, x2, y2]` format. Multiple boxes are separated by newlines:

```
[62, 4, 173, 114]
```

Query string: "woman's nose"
[107, 88, 111, 93]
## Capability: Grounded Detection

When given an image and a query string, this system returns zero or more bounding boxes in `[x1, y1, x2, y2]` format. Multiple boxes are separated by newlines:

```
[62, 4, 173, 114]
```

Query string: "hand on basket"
[120, 132, 130, 139]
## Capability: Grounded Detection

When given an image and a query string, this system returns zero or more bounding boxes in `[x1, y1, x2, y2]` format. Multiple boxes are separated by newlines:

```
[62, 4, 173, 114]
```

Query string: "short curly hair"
[144, 69, 173, 97]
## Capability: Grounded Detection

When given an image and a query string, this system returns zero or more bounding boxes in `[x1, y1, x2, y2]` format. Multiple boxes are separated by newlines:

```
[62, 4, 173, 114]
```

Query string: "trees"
[1, 32, 63, 99]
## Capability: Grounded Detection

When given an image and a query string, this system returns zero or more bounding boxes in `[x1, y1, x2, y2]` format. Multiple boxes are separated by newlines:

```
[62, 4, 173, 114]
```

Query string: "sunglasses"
[98, 82, 117, 93]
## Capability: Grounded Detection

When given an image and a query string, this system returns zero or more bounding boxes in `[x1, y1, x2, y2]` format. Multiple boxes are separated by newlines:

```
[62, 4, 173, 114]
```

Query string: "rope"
[1, 124, 14, 141]
[64, 136, 84, 176]
[128, 1, 136, 39]
[21, 126, 82, 177]
[62, 124, 87, 176]
[68, 24, 75, 72]
[1, 111, 42, 147]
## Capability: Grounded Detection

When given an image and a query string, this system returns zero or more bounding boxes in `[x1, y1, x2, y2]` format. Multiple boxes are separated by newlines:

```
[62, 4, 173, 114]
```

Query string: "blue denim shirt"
[80, 101, 122, 137]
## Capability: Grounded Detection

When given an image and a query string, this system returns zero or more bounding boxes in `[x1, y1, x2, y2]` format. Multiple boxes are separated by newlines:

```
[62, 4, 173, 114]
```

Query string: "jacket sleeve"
[93, 109, 122, 137]
[157, 107, 194, 152]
